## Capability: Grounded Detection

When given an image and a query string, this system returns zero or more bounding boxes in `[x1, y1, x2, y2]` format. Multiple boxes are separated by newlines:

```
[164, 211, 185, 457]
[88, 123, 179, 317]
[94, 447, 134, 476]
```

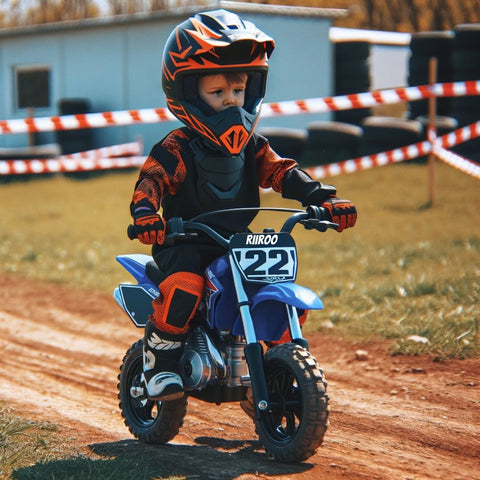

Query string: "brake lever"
[162, 217, 199, 245]
[300, 218, 339, 232]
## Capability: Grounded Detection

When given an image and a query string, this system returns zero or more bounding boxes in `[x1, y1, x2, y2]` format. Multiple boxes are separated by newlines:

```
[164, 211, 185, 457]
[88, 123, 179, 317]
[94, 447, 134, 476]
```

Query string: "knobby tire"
[117, 339, 187, 444]
[255, 343, 329, 462]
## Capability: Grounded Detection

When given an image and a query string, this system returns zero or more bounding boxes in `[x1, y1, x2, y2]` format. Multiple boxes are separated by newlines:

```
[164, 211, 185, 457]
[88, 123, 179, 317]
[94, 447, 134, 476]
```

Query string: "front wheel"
[255, 343, 329, 462]
[118, 339, 187, 444]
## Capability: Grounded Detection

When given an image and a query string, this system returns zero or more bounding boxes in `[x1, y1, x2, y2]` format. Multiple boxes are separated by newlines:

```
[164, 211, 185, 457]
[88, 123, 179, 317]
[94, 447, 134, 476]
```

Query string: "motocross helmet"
[161, 9, 275, 156]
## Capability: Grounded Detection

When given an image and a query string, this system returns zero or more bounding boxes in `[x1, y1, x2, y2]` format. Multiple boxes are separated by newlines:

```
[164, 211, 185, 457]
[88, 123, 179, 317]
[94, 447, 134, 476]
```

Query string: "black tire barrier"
[407, 31, 455, 119]
[409, 30, 455, 56]
[258, 127, 307, 160]
[450, 23, 480, 134]
[359, 116, 423, 159]
[303, 121, 362, 166]
[335, 75, 371, 96]
[56, 98, 94, 156]
[452, 23, 480, 51]
[333, 108, 371, 126]
[334, 40, 371, 59]
[334, 41, 371, 125]
[416, 115, 458, 137]
[335, 59, 370, 90]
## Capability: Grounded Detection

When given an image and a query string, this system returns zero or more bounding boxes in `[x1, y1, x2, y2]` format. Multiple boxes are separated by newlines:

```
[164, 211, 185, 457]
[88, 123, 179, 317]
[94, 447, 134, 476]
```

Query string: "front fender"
[232, 282, 323, 340]
[251, 282, 323, 311]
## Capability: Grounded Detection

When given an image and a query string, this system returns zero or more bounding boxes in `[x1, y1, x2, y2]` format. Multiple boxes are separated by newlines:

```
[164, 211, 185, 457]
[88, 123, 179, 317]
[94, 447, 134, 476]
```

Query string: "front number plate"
[230, 232, 297, 283]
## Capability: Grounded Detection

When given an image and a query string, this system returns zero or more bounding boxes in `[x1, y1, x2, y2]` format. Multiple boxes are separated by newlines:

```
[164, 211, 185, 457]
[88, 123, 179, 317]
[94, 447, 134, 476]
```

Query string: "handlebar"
[127, 206, 338, 245]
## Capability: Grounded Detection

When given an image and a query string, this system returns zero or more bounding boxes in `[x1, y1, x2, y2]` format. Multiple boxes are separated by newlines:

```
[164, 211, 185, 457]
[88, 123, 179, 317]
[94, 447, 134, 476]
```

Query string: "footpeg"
[130, 386, 145, 398]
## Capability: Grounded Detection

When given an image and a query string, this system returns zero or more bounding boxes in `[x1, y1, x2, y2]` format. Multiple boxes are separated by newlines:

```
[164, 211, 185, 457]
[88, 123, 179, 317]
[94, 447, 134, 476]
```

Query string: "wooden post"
[27, 107, 35, 148]
[426, 57, 438, 208]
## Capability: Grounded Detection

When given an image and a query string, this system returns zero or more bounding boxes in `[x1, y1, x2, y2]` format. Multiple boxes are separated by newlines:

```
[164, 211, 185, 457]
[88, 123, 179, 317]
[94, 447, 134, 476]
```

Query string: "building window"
[15, 66, 51, 110]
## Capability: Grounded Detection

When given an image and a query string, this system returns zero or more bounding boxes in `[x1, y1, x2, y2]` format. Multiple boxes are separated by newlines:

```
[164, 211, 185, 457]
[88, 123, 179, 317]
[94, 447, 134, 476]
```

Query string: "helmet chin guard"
[161, 9, 275, 155]
[167, 102, 260, 155]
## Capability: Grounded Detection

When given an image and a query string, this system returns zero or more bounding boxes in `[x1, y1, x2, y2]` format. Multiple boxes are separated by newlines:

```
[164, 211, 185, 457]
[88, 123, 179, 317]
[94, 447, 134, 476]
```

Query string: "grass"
[0, 162, 479, 360]
[0, 402, 187, 479]
[0, 404, 60, 479]
[0, 399, 190, 479]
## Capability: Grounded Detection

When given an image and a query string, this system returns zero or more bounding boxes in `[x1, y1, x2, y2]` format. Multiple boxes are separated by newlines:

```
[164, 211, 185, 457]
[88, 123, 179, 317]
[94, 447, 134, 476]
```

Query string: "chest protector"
[190, 137, 245, 201]
[160, 133, 260, 235]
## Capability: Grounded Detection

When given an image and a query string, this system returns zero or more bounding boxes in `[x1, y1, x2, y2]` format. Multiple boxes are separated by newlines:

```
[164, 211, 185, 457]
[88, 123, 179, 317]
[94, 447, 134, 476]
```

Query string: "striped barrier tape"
[432, 146, 480, 179]
[2, 122, 479, 179]
[261, 80, 480, 118]
[1, 80, 480, 135]
[0, 156, 146, 176]
[0, 141, 143, 176]
[305, 120, 480, 179]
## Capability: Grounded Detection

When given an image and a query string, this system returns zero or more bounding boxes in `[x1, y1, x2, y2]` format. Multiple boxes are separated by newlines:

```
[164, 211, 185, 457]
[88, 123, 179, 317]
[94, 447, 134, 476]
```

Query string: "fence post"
[426, 57, 438, 207]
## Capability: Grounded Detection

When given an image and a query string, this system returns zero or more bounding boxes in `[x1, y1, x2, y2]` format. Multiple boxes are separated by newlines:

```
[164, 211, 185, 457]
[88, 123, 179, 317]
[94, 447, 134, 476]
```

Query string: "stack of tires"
[359, 116, 423, 162]
[56, 98, 95, 178]
[302, 121, 362, 167]
[56, 98, 94, 155]
[407, 31, 455, 120]
[333, 41, 371, 125]
[450, 24, 480, 161]
[258, 127, 307, 161]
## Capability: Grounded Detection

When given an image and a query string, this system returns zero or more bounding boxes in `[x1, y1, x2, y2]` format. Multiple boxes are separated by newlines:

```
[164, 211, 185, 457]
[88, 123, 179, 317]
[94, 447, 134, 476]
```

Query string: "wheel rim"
[260, 363, 302, 446]
[122, 352, 161, 428]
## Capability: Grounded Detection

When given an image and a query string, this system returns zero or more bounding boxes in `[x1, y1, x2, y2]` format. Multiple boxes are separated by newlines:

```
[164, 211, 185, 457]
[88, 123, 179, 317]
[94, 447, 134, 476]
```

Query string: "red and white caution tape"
[0, 156, 146, 175]
[0, 109, 176, 135]
[305, 141, 432, 179]
[433, 146, 480, 179]
[1, 80, 480, 135]
[2, 121, 480, 179]
[0, 141, 144, 176]
[434, 121, 480, 149]
[261, 81, 479, 118]
[306, 120, 480, 179]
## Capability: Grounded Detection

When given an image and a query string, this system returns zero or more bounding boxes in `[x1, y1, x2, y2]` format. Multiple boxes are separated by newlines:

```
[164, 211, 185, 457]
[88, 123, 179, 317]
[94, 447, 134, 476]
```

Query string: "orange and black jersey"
[131, 127, 297, 235]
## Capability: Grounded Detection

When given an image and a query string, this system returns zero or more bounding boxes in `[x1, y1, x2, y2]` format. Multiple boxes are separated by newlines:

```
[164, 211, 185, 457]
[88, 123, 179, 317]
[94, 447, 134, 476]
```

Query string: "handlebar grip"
[127, 224, 137, 240]
[306, 205, 327, 220]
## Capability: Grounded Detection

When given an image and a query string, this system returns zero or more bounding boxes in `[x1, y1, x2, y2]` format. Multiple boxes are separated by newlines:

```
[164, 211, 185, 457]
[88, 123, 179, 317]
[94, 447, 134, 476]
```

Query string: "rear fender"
[116, 254, 156, 286]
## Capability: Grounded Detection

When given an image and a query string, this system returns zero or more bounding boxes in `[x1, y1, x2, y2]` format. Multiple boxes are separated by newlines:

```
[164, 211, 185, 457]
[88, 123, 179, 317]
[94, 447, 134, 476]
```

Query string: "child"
[129, 9, 356, 401]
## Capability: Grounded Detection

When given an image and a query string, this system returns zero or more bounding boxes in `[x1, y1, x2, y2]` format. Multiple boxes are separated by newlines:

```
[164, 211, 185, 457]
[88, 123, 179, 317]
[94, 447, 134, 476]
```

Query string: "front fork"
[228, 255, 307, 415]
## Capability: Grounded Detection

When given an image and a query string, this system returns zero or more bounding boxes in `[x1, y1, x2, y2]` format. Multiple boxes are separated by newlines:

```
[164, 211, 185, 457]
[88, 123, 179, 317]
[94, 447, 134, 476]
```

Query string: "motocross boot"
[142, 320, 184, 401]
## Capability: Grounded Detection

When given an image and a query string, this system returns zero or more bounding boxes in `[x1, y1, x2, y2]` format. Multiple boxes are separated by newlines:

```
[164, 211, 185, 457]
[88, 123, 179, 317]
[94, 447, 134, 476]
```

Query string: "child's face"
[198, 74, 247, 113]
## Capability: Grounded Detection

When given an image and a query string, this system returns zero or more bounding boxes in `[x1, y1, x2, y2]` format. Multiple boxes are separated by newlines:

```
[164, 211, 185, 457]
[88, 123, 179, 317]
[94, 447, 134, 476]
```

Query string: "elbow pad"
[281, 168, 337, 206]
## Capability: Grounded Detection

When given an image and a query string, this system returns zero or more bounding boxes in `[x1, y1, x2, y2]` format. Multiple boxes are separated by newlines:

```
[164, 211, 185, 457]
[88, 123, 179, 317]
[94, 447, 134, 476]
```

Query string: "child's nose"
[223, 91, 237, 106]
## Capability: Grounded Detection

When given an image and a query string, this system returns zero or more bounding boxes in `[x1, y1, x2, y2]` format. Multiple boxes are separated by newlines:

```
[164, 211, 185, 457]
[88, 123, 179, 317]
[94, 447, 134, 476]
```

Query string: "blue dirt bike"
[114, 206, 336, 462]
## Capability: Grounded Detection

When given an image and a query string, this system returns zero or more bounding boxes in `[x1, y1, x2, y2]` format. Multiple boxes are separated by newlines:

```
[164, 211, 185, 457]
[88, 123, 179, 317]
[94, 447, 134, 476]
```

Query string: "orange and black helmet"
[161, 9, 275, 155]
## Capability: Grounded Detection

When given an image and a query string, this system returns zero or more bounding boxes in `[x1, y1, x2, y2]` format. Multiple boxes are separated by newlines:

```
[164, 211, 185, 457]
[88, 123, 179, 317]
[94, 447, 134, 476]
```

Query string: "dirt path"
[0, 273, 478, 480]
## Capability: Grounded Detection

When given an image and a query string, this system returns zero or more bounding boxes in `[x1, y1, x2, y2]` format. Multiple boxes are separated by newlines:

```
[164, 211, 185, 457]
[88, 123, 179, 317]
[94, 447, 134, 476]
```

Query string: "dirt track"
[0, 273, 478, 480]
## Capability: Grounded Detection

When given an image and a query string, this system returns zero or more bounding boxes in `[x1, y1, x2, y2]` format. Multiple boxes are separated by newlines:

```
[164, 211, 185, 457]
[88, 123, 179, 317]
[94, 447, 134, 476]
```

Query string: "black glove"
[130, 197, 165, 245]
[132, 214, 165, 245]
[322, 196, 357, 232]
[282, 168, 337, 205]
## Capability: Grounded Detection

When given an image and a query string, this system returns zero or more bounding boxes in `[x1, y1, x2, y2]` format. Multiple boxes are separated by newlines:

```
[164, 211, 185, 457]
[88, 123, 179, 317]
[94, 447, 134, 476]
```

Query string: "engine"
[179, 327, 227, 389]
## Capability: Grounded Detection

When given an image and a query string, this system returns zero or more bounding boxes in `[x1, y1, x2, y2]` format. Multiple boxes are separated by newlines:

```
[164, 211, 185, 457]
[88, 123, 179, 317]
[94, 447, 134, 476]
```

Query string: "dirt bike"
[114, 206, 337, 463]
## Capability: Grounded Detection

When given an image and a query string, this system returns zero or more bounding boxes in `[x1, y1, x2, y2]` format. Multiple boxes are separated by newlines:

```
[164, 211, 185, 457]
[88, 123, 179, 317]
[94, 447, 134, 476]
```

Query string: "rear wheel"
[118, 339, 187, 443]
[255, 343, 329, 463]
